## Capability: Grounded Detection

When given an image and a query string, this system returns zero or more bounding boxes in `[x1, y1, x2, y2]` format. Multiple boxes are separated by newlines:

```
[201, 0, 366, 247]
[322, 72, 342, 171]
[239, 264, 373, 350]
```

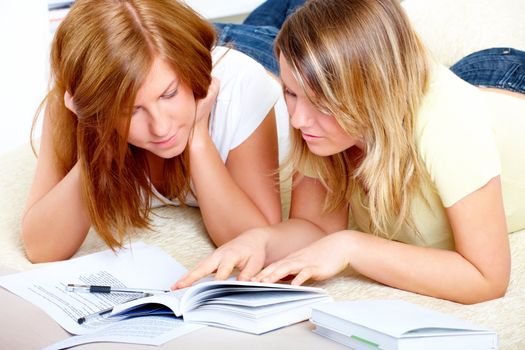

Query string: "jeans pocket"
[451, 48, 525, 94]
[499, 65, 525, 93]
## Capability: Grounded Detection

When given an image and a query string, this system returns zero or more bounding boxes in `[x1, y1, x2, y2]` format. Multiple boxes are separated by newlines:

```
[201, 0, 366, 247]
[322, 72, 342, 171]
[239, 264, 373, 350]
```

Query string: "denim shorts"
[450, 47, 525, 94]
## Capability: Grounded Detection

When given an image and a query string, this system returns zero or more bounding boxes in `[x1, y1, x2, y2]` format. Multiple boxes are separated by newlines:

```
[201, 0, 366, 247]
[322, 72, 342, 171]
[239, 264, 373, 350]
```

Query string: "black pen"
[67, 283, 170, 295]
[77, 293, 152, 324]
[77, 304, 114, 324]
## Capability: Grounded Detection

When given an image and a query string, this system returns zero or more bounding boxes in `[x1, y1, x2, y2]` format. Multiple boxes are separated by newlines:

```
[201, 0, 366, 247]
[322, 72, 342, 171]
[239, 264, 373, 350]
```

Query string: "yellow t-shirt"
[349, 63, 525, 250]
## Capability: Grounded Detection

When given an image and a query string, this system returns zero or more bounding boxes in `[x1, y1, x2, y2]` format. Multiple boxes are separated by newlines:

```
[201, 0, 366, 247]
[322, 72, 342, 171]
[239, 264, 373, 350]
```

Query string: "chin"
[307, 146, 338, 157]
[152, 144, 187, 159]
[306, 141, 356, 157]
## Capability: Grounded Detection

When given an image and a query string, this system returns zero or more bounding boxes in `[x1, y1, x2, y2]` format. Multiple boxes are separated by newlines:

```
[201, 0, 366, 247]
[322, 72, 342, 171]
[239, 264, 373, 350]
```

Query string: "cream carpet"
[1, 141, 524, 349]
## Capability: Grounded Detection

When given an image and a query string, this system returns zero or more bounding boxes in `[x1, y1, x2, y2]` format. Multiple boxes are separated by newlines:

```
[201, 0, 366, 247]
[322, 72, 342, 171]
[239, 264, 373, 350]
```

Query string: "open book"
[0, 242, 332, 349]
[110, 279, 332, 335]
[310, 300, 498, 350]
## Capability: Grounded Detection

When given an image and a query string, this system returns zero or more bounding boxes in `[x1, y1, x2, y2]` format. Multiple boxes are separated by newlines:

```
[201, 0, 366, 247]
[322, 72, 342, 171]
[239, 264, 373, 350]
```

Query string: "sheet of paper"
[42, 315, 203, 350]
[0, 241, 202, 342]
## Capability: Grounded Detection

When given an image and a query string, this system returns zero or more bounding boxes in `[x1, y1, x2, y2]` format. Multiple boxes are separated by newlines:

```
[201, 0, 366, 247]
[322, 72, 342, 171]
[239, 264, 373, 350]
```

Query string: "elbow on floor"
[456, 279, 509, 305]
[21, 232, 70, 264]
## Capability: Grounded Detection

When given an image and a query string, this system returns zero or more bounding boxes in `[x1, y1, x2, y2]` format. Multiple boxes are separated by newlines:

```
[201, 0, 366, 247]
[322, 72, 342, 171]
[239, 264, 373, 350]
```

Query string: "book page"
[110, 289, 186, 317]
[175, 279, 331, 334]
[179, 279, 328, 313]
[0, 242, 195, 338]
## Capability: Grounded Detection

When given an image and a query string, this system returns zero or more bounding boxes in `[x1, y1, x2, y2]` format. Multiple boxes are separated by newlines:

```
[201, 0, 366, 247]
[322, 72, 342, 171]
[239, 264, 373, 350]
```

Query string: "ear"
[64, 90, 77, 114]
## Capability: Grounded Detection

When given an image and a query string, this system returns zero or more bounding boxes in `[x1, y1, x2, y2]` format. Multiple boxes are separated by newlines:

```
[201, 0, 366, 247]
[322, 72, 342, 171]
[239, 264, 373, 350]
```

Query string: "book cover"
[310, 300, 498, 350]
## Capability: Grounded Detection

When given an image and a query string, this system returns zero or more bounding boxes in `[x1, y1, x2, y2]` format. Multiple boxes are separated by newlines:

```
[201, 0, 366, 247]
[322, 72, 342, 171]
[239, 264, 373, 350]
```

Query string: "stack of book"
[310, 300, 498, 350]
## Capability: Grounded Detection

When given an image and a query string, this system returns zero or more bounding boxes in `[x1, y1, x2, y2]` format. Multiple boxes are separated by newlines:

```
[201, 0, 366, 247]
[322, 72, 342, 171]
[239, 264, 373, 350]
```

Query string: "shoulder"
[211, 46, 270, 81]
[211, 46, 280, 96]
[417, 62, 486, 127]
[210, 45, 281, 120]
[207, 46, 282, 156]
[416, 63, 491, 156]
[415, 62, 500, 207]
[212, 46, 253, 65]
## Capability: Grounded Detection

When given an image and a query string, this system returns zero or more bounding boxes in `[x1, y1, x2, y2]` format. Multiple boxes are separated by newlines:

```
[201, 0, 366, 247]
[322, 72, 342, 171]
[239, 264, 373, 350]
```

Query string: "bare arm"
[174, 174, 348, 288]
[345, 176, 509, 303]
[189, 82, 282, 245]
[21, 108, 90, 262]
[257, 176, 510, 304]
[263, 174, 350, 265]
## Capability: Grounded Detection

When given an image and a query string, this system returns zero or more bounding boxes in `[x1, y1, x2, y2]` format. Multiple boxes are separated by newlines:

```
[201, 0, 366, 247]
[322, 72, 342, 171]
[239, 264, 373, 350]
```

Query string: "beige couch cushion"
[402, 0, 525, 66]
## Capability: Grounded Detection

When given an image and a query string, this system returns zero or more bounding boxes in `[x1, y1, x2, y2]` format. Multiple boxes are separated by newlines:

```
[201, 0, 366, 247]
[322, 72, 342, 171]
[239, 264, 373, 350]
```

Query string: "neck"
[346, 145, 365, 168]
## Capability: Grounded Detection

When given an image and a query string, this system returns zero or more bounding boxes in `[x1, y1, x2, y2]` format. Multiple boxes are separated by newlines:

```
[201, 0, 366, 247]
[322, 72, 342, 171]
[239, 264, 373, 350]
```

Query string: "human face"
[279, 54, 362, 156]
[128, 57, 196, 159]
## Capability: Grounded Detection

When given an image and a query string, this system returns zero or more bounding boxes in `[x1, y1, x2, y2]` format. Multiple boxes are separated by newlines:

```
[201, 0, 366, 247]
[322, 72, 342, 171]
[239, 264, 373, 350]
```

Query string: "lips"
[152, 133, 177, 147]
[301, 131, 321, 141]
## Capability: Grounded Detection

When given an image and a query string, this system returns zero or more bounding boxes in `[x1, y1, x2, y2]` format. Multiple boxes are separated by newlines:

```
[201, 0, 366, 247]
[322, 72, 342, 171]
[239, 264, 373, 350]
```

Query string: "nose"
[289, 98, 314, 130]
[148, 105, 171, 137]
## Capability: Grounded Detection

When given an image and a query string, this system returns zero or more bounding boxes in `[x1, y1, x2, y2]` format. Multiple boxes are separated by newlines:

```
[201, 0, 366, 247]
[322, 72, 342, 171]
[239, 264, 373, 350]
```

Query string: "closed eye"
[132, 106, 141, 116]
[161, 89, 178, 99]
[283, 87, 296, 98]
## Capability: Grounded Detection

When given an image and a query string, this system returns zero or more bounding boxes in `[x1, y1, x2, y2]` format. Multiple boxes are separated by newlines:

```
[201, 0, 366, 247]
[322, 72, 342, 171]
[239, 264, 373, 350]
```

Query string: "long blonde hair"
[33, 0, 216, 249]
[276, 0, 430, 238]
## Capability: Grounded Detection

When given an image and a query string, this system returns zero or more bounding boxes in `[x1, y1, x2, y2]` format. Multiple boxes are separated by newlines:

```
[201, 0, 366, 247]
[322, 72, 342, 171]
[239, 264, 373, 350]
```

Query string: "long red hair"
[34, 0, 216, 248]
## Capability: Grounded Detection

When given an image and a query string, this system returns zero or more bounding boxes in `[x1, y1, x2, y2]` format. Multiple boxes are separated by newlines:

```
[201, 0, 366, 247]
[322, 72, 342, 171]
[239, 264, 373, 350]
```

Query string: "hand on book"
[253, 231, 352, 286]
[172, 227, 270, 289]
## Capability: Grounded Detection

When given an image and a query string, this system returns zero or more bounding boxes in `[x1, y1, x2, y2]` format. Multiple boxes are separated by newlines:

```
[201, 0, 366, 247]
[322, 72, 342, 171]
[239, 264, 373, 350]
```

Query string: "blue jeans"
[214, 0, 305, 76]
[451, 47, 525, 94]
[216, 1, 525, 96]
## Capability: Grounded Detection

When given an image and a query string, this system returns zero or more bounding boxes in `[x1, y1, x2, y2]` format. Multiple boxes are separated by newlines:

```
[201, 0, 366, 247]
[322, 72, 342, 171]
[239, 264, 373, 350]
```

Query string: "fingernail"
[172, 282, 185, 290]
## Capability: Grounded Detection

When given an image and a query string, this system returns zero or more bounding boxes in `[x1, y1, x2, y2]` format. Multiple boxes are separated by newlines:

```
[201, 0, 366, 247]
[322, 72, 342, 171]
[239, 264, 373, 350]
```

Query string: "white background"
[0, 0, 264, 156]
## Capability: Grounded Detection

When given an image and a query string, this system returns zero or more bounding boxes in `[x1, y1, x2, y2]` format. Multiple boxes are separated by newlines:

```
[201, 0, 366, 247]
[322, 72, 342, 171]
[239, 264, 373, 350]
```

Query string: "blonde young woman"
[176, 0, 525, 304]
[21, 0, 287, 262]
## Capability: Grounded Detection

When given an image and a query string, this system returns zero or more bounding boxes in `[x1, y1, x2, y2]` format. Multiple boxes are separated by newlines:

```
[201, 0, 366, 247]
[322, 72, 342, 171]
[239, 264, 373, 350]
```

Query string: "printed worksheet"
[0, 242, 204, 348]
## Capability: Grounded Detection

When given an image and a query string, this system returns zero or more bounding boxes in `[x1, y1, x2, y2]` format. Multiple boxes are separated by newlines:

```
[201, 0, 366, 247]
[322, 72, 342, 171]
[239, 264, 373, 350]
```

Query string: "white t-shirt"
[152, 46, 282, 207]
